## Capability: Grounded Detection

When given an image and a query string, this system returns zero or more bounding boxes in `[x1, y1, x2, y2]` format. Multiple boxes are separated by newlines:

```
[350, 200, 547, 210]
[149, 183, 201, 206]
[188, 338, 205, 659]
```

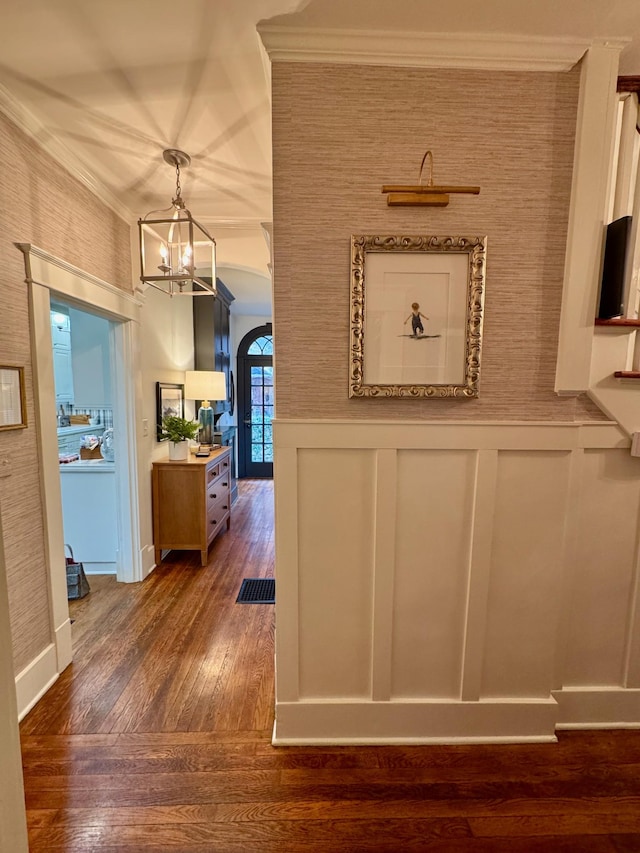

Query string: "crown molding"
[0, 82, 134, 224]
[258, 27, 629, 72]
[199, 217, 270, 231]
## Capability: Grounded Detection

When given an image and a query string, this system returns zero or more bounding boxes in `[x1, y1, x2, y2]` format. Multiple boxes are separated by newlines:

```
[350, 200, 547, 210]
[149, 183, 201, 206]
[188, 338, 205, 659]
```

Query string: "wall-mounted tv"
[597, 215, 632, 320]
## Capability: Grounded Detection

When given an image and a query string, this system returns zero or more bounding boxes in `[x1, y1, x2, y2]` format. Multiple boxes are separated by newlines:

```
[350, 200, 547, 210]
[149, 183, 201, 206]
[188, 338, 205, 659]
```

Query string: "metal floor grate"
[236, 577, 275, 604]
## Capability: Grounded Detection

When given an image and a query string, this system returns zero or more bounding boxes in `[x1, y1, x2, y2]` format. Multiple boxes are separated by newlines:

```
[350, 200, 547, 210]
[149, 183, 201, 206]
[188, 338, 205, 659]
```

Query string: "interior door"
[239, 358, 273, 477]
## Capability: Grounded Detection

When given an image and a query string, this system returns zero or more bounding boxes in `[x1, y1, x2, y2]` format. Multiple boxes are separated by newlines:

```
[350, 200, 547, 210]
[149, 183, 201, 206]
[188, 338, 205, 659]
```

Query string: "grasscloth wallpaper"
[0, 113, 131, 674]
[272, 62, 606, 422]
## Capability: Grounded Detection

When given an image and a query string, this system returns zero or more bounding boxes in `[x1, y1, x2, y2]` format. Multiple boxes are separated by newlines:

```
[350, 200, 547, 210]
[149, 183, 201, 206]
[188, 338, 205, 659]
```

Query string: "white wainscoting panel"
[481, 450, 571, 700]
[273, 419, 640, 743]
[562, 449, 640, 686]
[392, 450, 475, 700]
[297, 448, 376, 699]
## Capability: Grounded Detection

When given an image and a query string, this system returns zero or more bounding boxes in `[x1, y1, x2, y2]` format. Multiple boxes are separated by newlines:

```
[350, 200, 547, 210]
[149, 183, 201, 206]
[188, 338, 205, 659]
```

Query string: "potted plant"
[160, 415, 200, 461]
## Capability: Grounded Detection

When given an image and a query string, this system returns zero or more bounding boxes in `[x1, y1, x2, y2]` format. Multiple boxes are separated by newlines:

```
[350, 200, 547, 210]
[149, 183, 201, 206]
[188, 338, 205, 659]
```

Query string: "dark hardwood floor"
[20, 479, 640, 851]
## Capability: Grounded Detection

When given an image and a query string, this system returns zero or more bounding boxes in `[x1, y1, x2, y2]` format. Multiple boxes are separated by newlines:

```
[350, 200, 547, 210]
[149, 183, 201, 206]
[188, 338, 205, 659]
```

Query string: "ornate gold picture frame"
[349, 235, 486, 398]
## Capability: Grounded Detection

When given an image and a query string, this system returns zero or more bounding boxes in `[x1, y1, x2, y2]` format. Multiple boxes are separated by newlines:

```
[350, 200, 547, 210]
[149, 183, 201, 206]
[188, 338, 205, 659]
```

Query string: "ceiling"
[2, 0, 640, 309]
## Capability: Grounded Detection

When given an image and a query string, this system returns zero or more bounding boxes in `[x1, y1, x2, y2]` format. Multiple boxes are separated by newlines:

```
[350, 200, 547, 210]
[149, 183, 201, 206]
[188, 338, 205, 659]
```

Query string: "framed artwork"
[156, 382, 184, 441]
[349, 235, 487, 398]
[0, 366, 27, 430]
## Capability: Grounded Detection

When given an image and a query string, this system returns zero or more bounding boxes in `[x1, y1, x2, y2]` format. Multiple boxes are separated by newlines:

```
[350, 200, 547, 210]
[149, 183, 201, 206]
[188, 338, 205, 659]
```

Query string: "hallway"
[19, 479, 640, 851]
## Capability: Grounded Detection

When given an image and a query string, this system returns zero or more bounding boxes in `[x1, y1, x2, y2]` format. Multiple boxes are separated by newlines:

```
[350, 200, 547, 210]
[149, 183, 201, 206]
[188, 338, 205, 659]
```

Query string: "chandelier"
[138, 149, 216, 297]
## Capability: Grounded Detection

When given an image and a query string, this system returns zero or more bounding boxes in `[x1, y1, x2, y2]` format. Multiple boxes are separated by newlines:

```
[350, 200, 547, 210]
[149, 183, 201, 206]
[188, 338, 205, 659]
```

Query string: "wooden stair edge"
[613, 371, 640, 378]
[595, 318, 640, 327]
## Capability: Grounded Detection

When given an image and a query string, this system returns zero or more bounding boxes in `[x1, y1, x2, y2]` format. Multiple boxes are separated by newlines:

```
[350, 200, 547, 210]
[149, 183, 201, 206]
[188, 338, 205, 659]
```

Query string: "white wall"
[137, 286, 196, 576]
[274, 419, 640, 743]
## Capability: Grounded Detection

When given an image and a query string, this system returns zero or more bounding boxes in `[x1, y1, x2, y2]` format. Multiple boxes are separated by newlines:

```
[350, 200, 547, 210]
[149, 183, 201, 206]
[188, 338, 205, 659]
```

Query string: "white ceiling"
[2, 0, 640, 308]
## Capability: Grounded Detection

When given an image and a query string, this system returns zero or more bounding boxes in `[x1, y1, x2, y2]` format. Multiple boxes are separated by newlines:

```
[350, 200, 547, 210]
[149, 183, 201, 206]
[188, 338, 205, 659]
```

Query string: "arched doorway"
[237, 324, 273, 478]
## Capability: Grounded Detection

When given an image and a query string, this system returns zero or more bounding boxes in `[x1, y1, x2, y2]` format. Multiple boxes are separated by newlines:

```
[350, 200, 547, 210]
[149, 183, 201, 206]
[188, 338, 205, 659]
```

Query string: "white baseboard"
[553, 687, 640, 728]
[54, 618, 72, 671]
[15, 644, 59, 721]
[141, 545, 156, 581]
[83, 562, 116, 574]
[273, 699, 559, 745]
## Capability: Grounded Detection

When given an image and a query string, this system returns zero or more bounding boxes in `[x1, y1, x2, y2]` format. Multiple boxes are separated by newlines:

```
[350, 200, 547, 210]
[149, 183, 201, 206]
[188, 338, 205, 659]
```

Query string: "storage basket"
[80, 446, 103, 460]
[65, 545, 90, 600]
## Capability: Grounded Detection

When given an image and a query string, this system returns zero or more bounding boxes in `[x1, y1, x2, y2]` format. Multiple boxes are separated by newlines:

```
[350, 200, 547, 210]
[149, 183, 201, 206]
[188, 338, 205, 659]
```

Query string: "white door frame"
[20, 244, 143, 672]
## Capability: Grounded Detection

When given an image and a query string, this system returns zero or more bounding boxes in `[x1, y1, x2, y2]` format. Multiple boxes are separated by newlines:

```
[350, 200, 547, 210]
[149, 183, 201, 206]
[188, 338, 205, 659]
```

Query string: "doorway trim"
[19, 244, 142, 682]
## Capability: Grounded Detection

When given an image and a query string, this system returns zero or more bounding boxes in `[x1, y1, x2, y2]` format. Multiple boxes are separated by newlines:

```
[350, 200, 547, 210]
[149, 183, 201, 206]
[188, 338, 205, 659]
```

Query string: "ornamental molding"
[0, 81, 133, 223]
[258, 27, 629, 72]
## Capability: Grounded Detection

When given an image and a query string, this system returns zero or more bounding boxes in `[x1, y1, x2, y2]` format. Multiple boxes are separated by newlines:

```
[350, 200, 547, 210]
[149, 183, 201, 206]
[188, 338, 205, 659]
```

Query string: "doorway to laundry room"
[52, 299, 118, 578]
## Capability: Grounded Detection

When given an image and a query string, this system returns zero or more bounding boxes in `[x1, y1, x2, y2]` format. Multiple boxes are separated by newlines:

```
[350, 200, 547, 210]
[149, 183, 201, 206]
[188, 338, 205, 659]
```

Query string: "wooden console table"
[152, 446, 232, 566]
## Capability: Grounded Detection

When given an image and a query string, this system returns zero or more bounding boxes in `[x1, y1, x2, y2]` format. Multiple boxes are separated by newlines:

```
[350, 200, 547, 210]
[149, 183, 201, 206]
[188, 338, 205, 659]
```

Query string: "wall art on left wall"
[0, 366, 27, 429]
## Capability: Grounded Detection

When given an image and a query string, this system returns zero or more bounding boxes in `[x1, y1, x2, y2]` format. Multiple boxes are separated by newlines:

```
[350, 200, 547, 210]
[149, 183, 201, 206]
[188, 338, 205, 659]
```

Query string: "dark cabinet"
[214, 426, 238, 504]
[193, 278, 235, 417]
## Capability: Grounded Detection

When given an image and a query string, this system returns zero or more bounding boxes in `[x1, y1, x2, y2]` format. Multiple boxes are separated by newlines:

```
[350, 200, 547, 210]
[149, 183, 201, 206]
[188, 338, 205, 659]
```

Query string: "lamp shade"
[184, 370, 226, 402]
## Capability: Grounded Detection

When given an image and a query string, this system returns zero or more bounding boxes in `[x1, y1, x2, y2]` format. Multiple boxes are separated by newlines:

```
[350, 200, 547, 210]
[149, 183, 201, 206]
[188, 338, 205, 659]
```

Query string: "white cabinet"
[53, 346, 74, 403]
[60, 463, 116, 571]
[69, 308, 112, 408]
[51, 309, 74, 404]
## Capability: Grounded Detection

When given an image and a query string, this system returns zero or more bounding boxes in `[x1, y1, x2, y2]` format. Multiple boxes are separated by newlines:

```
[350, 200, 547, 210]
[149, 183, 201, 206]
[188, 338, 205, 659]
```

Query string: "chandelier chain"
[172, 162, 186, 209]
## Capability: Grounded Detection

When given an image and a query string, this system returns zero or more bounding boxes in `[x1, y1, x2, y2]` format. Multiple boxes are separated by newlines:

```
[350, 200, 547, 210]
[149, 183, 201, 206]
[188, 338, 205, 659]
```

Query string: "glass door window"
[250, 364, 273, 464]
[238, 326, 274, 478]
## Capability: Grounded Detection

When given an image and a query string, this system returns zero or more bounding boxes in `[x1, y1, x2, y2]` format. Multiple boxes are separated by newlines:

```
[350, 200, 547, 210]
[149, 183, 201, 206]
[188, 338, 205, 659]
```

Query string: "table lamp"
[184, 370, 226, 447]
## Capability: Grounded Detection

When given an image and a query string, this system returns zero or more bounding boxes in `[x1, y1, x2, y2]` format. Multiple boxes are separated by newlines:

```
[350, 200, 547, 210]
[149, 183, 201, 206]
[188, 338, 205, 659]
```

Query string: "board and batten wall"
[0, 110, 131, 683]
[271, 61, 640, 742]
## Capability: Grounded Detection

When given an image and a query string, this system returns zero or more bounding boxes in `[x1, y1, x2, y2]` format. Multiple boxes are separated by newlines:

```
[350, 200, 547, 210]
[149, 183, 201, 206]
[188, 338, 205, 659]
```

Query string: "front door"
[237, 325, 273, 478]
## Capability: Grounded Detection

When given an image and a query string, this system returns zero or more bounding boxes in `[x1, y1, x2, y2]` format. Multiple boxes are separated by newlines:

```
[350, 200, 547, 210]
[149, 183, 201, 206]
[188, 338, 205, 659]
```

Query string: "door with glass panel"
[237, 325, 273, 478]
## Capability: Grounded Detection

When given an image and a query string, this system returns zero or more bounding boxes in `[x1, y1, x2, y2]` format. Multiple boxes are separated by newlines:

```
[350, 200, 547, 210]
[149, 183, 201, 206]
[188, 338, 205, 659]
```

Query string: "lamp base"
[197, 404, 214, 446]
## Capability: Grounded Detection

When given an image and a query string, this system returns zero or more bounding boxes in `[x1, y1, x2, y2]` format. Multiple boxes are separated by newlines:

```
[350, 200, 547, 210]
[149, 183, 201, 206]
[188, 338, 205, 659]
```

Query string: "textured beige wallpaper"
[0, 114, 131, 674]
[272, 62, 606, 423]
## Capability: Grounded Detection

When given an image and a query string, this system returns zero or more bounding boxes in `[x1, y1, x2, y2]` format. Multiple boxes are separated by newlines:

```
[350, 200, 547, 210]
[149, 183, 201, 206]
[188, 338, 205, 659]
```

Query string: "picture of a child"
[404, 302, 429, 337]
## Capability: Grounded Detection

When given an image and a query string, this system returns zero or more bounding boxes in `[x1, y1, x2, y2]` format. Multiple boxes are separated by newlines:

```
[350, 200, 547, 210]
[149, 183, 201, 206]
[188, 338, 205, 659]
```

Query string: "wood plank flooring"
[20, 479, 640, 851]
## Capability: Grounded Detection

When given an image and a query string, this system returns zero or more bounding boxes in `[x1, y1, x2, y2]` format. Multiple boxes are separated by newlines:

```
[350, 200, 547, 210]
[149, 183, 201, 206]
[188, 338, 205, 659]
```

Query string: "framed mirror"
[155, 381, 185, 441]
[349, 235, 487, 398]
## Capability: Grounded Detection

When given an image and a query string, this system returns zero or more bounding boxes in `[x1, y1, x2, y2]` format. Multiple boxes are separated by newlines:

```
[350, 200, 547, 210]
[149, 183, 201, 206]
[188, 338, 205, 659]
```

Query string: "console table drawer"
[207, 495, 230, 544]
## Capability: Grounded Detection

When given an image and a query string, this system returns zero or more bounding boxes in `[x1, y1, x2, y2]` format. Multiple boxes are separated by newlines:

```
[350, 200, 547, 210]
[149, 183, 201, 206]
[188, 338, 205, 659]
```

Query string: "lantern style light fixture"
[138, 149, 216, 297]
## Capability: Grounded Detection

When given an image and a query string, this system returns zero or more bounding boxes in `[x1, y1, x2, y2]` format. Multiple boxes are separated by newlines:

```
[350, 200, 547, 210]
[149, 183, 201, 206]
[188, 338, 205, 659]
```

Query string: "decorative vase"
[101, 428, 115, 461]
[168, 440, 189, 461]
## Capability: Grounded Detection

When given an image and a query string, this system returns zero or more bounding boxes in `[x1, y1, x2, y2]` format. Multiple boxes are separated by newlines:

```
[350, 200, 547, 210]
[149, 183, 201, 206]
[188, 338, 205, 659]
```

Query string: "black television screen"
[598, 215, 632, 320]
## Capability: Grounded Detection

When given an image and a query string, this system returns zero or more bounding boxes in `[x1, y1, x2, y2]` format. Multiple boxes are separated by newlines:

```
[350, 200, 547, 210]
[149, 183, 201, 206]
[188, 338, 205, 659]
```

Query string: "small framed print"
[0, 366, 27, 430]
[349, 235, 486, 398]
[156, 382, 184, 441]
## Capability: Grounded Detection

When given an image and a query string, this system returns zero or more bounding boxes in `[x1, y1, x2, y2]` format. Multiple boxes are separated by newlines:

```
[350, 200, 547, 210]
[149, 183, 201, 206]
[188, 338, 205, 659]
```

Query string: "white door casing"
[20, 244, 143, 682]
